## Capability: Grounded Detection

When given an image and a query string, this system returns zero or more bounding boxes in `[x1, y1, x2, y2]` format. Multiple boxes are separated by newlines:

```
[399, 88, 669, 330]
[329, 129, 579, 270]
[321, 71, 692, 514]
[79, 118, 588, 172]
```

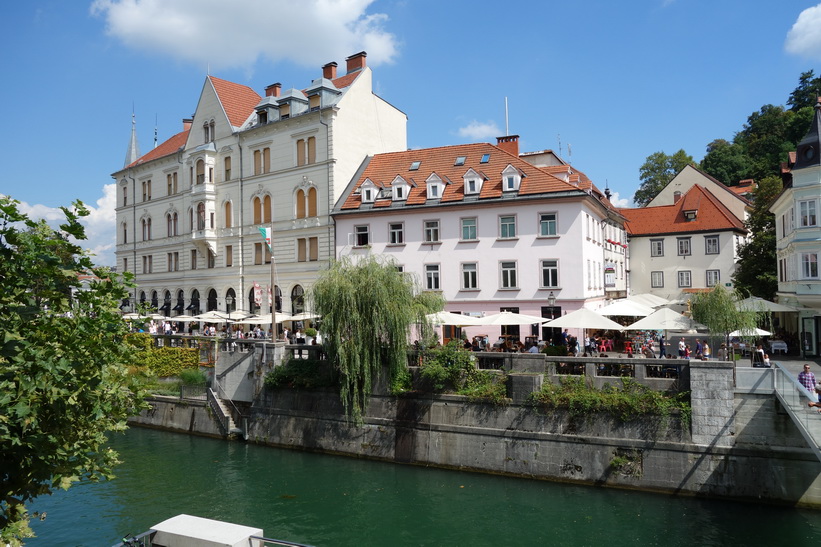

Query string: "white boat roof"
[151, 514, 264, 547]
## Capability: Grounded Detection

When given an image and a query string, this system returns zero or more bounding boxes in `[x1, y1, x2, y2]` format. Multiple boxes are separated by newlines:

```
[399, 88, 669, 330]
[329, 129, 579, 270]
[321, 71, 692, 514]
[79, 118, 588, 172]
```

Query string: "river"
[24, 426, 821, 546]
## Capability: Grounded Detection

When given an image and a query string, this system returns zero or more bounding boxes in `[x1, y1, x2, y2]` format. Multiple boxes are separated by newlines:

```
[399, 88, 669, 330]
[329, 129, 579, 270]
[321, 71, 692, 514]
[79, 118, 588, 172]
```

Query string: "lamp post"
[225, 295, 234, 339]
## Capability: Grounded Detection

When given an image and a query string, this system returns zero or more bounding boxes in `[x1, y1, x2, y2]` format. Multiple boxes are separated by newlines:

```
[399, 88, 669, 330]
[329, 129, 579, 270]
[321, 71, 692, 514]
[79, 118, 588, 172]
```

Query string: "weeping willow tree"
[690, 285, 767, 356]
[310, 254, 443, 423]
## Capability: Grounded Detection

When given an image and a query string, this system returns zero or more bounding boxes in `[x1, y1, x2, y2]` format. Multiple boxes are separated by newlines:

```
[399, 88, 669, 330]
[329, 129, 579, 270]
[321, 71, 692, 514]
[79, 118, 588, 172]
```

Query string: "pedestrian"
[659, 335, 666, 358]
[717, 343, 727, 361]
[695, 339, 703, 359]
[702, 341, 711, 360]
[678, 338, 685, 357]
[799, 364, 818, 403]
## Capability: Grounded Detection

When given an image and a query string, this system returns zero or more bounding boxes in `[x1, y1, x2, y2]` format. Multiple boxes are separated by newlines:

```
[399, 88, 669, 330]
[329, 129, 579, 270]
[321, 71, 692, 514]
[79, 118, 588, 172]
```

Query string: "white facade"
[113, 53, 406, 319]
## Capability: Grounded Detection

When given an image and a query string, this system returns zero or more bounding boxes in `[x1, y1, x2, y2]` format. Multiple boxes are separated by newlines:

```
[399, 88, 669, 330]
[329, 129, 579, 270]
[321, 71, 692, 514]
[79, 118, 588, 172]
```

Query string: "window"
[254, 242, 271, 265]
[362, 187, 375, 203]
[307, 187, 317, 217]
[263, 148, 270, 173]
[499, 215, 516, 239]
[296, 138, 316, 166]
[253, 150, 261, 175]
[141, 180, 151, 201]
[409, 161, 421, 171]
[167, 174, 173, 195]
[651, 271, 664, 288]
[706, 269, 720, 287]
[800, 200, 818, 227]
[207, 252, 215, 269]
[650, 239, 664, 257]
[425, 264, 440, 290]
[253, 197, 262, 224]
[678, 271, 691, 288]
[461, 218, 477, 241]
[677, 237, 691, 256]
[122, 223, 127, 244]
[196, 203, 206, 230]
[224, 202, 232, 228]
[296, 189, 307, 218]
[454, 156, 466, 166]
[424, 220, 440, 243]
[224, 157, 231, 181]
[539, 213, 557, 236]
[167, 252, 179, 272]
[428, 183, 441, 199]
[196, 160, 205, 184]
[461, 262, 478, 289]
[225, 245, 233, 267]
[263, 195, 272, 223]
[309, 237, 318, 261]
[393, 185, 406, 201]
[191, 250, 197, 270]
[480, 153, 490, 163]
[142, 255, 153, 274]
[502, 165, 520, 191]
[297, 238, 307, 262]
[122, 187, 127, 207]
[541, 260, 559, 288]
[505, 176, 516, 191]
[389, 223, 404, 244]
[802, 253, 819, 279]
[123, 257, 128, 272]
[500, 261, 518, 289]
[705, 235, 719, 255]
[355, 225, 369, 247]
[465, 179, 478, 194]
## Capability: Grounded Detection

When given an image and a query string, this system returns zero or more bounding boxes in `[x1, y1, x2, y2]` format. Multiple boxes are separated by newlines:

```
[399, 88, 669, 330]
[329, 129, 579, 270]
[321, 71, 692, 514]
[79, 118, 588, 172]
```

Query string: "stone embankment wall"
[129, 396, 223, 438]
[129, 356, 821, 507]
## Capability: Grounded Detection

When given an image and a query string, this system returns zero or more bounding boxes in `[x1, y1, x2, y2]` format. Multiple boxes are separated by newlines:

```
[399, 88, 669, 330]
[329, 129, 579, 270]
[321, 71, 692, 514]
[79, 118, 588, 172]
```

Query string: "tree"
[633, 149, 694, 206]
[732, 175, 782, 299]
[310, 254, 443, 424]
[690, 285, 767, 354]
[787, 70, 821, 112]
[700, 138, 752, 186]
[0, 196, 143, 545]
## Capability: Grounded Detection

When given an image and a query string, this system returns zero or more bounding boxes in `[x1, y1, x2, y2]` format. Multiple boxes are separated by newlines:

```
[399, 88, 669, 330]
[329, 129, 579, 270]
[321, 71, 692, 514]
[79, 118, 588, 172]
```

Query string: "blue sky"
[2, 0, 821, 266]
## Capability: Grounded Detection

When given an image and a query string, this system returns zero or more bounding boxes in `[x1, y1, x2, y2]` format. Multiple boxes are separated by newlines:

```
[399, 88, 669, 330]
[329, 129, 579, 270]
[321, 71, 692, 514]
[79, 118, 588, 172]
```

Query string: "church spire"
[124, 109, 141, 168]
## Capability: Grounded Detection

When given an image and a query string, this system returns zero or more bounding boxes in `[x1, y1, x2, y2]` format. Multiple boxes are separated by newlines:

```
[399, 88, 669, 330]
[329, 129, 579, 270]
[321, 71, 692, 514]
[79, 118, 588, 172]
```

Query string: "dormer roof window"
[409, 161, 421, 171]
[502, 164, 521, 192]
[683, 209, 697, 221]
[454, 156, 466, 166]
[463, 168, 483, 195]
[360, 179, 378, 204]
[391, 175, 410, 201]
[426, 173, 444, 199]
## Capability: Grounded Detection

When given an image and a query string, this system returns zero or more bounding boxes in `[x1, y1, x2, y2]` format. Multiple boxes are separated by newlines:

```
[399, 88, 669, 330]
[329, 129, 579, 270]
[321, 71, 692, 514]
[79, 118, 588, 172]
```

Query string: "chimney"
[182, 118, 193, 131]
[346, 51, 367, 74]
[673, 190, 682, 203]
[323, 62, 338, 80]
[496, 135, 520, 157]
[265, 83, 281, 97]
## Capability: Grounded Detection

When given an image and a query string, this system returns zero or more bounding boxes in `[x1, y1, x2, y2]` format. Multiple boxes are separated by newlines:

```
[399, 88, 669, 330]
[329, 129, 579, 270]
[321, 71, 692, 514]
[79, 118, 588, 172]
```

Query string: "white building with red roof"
[332, 136, 628, 343]
[620, 184, 748, 300]
[113, 52, 407, 320]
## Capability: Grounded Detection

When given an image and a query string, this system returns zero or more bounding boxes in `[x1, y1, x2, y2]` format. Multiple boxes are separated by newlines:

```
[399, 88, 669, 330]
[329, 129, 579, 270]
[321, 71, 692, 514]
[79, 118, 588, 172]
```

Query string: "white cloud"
[457, 120, 501, 141]
[785, 4, 821, 60]
[15, 185, 117, 267]
[90, 0, 399, 70]
[607, 190, 631, 208]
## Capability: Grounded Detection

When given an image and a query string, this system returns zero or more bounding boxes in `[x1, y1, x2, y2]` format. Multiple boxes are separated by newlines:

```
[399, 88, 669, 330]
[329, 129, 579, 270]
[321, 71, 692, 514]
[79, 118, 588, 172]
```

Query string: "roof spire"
[123, 107, 141, 168]
[793, 95, 821, 170]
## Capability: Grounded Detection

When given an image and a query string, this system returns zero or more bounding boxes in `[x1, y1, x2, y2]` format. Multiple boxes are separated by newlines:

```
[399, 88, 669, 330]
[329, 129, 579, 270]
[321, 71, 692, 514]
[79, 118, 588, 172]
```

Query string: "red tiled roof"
[126, 130, 189, 169]
[209, 76, 262, 128]
[619, 184, 746, 236]
[339, 142, 581, 210]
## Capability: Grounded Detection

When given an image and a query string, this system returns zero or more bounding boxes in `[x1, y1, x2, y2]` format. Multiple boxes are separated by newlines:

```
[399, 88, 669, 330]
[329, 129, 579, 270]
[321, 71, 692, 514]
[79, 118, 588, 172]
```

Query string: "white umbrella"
[426, 311, 484, 326]
[122, 312, 144, 320]
[237, 313, 294, 325]
[290, 311, 320, 321]
[596, 299, 654, 317]
[169, 314, 198, 322]
[193, 311, 230, 323]
[729, 327, 772, 337]
[625, 308, 706, 331]
[627, 293, 670, 308]
[542, 308, 624, 331]
[736, 296, 798, 313]
[474, 311, 549, 326]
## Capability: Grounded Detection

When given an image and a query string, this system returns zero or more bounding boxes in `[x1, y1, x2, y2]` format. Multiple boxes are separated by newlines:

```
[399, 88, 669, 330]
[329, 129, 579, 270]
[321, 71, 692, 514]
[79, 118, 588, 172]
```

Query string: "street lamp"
[225, 295, 234, 338]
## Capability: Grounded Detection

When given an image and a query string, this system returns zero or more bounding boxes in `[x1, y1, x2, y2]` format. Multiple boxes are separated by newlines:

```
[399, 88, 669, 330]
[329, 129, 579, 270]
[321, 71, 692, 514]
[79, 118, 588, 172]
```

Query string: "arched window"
[150, 291, 159, 310]
[161, 290, 172, 316]
[175, 290, 185, 314]
[196, 160, 205, 184]
[123, 222, 128, 244]
[188, 208, 194, 232]
[188, 289, 200, 314]
[291, 285, 304, 314]
[147, 218, 152, 240]
[224, 156, 232, 181]
[203, 122, 210, 143]
[172, 212, 178, 235]
[207, 289, 218, 311]
[167, 214, 173, 236]
[253, 197, 262, 224]
[209, 120, 215, 142]
[122, 186, 128, 207]
[263, 195, 272, 223]
[308, 187, 318, 217]
[296, 189, 306, 219]
[197, 203, 206, 230]
[274, 285, 282, 313]
[248, 287, 259, 314]
[224, 201, 232, 228]
[139, 291, 147, 305]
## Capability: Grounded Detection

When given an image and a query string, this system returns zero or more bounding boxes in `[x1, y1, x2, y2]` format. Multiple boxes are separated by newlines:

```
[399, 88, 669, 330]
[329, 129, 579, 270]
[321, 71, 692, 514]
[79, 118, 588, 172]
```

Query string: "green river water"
[24, 426, 821, 546]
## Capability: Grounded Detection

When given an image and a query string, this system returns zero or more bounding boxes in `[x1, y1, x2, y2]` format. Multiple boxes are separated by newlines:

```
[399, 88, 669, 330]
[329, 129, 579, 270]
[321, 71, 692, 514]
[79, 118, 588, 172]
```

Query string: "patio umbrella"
[625, 308, 706, 331]
[627, 293, 670, 308]
[596, 299, 654, 317]
[193, 311, 230, 323]
[728, 327, 772, 337]
[168, 314, 198, 322]
[474, 311, 549, 326]
[736, 296, 798, 313]
[236, 313, 294, 325]
[425, 311, 484, 326]
[542, 308, 624, 331]
[290, 311, 320, 321]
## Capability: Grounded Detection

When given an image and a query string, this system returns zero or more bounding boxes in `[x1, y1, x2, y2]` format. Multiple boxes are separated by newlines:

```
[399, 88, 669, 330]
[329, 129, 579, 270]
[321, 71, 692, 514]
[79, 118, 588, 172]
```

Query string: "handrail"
[249, 535, 315, 547]
[206, 388, 230, 436]
[772, 362, 821, 463]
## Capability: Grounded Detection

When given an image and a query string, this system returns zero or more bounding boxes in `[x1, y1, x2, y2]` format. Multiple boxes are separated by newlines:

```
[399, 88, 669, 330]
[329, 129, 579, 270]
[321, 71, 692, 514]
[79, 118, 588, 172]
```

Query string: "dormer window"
[426, 173, 444, 199]
[501, 165, 521, 192]
[683, 210, 697, 221]
[463, 168, 483, 195]
[390, 176, 410, 202]
[360, 179, 378, 204]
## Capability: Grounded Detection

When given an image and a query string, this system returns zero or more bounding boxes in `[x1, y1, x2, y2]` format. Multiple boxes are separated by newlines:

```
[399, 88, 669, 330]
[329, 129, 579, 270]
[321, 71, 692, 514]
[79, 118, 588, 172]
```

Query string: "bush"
[265, 358, 335, 389]
[179, 368, 207, 386]
[420, 341, 507, 404]
[304, 327, 317, 337]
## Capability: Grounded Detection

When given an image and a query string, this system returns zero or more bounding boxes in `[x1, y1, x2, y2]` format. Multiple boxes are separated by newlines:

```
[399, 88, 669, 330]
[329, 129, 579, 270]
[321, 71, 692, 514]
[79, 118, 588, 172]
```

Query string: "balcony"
[191, 228, 217, 256]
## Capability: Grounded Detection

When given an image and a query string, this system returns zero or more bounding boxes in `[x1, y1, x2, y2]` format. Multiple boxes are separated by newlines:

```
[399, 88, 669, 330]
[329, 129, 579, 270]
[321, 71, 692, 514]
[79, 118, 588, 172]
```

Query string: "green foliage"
[304, 327, 317, 337]
[420, 342, 508, 404]
[529, 377, 690, 424]
[787, 70, 821, 111]
[691, 285, 767, 340]
[700, 138, 752, 185]
[264, 358, 334, 389]
[732, 175, 782, 299]
[0, 196, 144, 544]
[542, 344, 569, 356]
[633, 149, 694, 206]
[178, 368, 207, 386]
[311, 254, 443, 424]
[124, 333, 200, 378]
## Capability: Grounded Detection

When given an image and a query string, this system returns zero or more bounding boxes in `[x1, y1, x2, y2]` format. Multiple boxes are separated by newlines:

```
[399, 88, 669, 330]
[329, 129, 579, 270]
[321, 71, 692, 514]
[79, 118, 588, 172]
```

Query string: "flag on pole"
[259, 227, 272, 253]
[267, 285, 272, 306]
[253, 282, 262, 305]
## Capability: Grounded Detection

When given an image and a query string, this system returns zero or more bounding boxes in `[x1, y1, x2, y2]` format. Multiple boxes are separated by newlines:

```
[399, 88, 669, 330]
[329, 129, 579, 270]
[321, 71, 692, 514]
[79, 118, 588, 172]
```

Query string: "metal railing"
[250, 535, 315, 547]
[772, 362, 821, 462]
[206, 387, 231, 436]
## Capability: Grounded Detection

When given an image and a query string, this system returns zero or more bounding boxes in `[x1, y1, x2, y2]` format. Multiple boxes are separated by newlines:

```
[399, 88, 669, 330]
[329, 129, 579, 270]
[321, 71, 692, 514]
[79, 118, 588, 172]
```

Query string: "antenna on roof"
[557, 134, 562, 157]
[153, 114, 158, 149]
[504, 97, 509, 136]
[568, 143, 572, 163]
